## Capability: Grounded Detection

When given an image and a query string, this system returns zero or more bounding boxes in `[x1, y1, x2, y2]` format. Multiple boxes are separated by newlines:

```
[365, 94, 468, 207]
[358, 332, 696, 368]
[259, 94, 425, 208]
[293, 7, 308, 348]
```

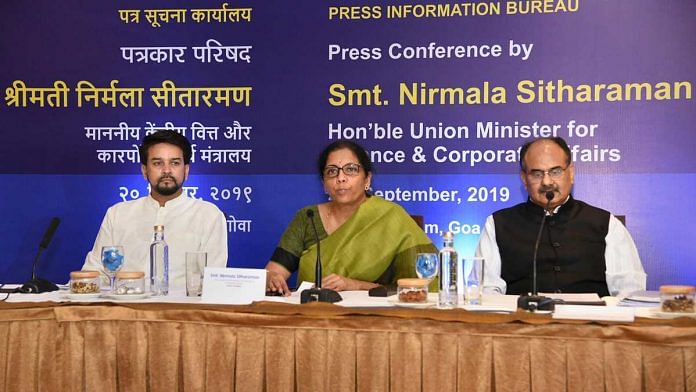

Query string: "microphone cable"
[0, 284, 12, 302]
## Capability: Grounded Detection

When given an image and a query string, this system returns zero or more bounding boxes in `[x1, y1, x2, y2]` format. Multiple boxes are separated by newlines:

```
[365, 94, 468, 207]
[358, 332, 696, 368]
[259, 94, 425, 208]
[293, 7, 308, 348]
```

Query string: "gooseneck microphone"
[18, 217, 61, 294]
[518, 192, 556, 311]
[307, 210, 323, 288]
[300, 209, 342, 303]
[532, 191, 555, 295]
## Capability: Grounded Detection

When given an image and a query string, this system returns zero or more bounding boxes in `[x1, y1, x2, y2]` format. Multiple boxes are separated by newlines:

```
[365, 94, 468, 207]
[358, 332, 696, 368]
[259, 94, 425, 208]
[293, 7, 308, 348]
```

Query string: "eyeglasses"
[525, 165, 569, 182]
[323, 163, 361, 178]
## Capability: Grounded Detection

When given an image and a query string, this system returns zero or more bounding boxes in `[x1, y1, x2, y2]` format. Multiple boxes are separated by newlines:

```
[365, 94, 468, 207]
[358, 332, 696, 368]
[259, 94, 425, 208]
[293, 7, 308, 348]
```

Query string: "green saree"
[275, 197, 437, 286]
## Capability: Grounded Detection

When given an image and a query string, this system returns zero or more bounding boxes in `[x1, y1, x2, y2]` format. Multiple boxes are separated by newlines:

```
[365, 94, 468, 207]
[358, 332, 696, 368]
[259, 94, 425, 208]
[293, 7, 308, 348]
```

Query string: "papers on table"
[259, 291, 519, 311]
[462, 294, 518, 312]
[618, 290, 660, 307]
[634, 307, 696, 319]
[6, 287, 680, 322]
[333, 292, 519, 311]
[553, 305, 635, 322]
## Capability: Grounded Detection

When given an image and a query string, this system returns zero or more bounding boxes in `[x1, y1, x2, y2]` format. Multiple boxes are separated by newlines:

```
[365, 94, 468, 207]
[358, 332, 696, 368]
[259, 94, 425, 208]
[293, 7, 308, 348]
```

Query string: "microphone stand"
[301, 209, 342, 303]
[18, 250, 59, 293]
[517, 192, 556, 311]
[18, 217, 61, 294]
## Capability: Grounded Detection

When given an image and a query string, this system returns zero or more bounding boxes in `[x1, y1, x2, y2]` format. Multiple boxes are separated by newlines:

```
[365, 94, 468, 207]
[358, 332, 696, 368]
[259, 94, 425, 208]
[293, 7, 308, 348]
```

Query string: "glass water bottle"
[438, 231, 458, 308]
[149, 225, 169, 296]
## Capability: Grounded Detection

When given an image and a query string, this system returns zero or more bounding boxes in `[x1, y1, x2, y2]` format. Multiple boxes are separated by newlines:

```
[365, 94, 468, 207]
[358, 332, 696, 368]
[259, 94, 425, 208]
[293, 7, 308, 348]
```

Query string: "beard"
[153, 176, 182, 196]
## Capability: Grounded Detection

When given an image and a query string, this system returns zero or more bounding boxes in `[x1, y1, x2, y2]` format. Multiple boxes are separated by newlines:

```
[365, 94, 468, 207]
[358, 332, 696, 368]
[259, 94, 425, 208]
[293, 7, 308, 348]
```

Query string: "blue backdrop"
[1, 0, 694, 289]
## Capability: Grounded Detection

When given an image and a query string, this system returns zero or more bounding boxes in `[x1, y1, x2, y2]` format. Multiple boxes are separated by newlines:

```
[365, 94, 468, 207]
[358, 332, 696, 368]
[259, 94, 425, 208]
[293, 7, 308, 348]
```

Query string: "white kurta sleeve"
[604, 214, 646, 296]
[476, 215, 507, 294]
[202, 210, 229, 268]
[82, 207, 115, 284]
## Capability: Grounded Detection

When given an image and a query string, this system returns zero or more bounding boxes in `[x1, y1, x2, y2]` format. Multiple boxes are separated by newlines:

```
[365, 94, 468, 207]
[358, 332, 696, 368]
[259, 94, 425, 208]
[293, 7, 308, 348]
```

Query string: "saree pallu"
[298, 197, 437, 285]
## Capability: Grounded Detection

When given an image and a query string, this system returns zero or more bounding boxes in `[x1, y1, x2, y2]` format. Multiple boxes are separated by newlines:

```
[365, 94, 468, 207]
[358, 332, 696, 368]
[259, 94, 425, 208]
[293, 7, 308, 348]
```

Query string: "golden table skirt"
[1, 301, 695, 392]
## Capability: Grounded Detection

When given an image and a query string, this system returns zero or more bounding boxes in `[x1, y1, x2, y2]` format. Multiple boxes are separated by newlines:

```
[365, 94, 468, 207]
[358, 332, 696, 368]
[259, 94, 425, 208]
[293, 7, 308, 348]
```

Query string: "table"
[1, 297, 695, 391]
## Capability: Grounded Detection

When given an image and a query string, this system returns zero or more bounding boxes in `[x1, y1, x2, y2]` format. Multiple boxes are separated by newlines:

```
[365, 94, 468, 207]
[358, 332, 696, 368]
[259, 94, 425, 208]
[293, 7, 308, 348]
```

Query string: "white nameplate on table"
[201, 267, 266, 304]
[541, 292, 602, 302]
[552, 305, 635, 322]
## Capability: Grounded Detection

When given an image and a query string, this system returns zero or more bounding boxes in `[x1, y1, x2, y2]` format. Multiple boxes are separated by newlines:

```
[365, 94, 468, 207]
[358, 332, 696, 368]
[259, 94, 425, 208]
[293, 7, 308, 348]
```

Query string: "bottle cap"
[154, 225, 164, 231]
[443, 231, 454, 239]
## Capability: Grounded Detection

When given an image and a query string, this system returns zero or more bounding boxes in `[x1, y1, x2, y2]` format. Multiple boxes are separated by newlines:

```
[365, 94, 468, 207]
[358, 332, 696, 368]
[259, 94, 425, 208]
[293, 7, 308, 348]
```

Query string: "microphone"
[544, 191, 555, 212]
[307, 210, 322, 288]
[18, 217, 61, 294]
[517, 192, 556, 311]
[39, 217, 60, 250]
[300, 209, 342, 303]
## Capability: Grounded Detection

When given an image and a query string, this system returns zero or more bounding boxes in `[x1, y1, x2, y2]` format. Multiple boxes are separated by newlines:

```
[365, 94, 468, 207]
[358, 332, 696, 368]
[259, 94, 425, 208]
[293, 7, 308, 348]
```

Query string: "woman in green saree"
[265, 140, 437, 295]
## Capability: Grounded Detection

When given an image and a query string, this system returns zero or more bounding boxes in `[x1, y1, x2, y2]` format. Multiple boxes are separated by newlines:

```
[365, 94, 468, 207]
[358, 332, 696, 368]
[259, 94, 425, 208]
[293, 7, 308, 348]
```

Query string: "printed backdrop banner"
[1, 1, 694, 289]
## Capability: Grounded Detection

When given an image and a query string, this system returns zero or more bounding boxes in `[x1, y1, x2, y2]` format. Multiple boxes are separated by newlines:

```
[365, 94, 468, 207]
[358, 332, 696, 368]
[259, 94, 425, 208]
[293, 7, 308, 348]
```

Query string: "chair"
[410, 215, 424, 229]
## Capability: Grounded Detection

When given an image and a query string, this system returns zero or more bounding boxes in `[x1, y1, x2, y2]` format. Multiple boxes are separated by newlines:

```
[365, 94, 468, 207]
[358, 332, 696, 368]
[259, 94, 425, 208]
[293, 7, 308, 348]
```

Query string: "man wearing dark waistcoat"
[476, 137, 646, 296]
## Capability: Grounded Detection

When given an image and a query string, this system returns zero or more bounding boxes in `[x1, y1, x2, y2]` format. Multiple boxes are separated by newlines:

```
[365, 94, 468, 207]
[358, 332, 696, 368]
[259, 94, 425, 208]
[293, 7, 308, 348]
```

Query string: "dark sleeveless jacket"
[493, 196, 610, 296]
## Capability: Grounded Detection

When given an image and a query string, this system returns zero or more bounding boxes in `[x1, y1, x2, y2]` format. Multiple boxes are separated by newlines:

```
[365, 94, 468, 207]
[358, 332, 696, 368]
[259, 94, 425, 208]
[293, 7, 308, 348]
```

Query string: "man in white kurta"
[83, 130, 228, 290]
[83, 193, 227, 290]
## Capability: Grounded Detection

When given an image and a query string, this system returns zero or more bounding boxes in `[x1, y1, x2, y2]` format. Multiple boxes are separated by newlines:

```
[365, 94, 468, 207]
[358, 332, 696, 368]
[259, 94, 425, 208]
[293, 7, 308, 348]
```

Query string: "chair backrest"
[410, 215, 424, 229]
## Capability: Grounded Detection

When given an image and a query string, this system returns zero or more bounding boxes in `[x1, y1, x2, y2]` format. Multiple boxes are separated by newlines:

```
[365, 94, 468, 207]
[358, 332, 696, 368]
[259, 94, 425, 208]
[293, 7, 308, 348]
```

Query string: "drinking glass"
[415, 253, 439, 280]
[101, 246, 124, 291]
[186, 251, 207, 297]
[463, 257, 485, 305]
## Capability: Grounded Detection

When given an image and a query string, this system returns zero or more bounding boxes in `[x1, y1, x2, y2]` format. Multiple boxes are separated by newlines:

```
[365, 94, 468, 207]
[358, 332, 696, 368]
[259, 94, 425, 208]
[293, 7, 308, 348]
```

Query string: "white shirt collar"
[146, 191, 188, 208]
[547, 195, 571, 215]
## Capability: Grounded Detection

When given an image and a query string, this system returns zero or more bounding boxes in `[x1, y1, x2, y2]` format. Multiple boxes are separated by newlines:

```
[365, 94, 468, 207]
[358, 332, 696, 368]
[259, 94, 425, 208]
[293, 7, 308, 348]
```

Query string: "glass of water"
[186, 251, 207, 297]
[101, 246, 124, 291]
[415, 253, 439, 280]
[464, 257, 485, 305]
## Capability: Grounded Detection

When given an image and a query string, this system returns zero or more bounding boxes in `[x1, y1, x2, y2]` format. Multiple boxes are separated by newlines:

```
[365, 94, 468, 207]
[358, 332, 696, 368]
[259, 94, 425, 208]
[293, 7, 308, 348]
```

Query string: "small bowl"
[70, 270, 101, 294]
[660, 285, 695, 313]
[114, 271, 146, 295]
[397, 278, 429, 303]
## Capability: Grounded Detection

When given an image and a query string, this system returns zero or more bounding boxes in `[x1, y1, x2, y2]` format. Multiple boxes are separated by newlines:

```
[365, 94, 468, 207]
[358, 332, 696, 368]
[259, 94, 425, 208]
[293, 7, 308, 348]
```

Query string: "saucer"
[388, 297, 436, 309]
[649, 309, 696, 319]
[63, 292, 102, 300]
[101, 293, 151, 301]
